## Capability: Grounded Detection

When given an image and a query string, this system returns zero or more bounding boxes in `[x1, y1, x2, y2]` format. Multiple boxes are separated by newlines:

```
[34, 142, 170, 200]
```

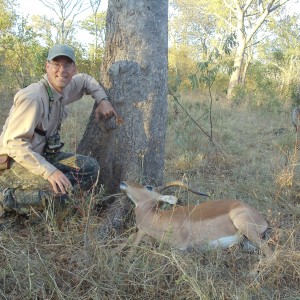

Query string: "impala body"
[120, 181, 272, 256]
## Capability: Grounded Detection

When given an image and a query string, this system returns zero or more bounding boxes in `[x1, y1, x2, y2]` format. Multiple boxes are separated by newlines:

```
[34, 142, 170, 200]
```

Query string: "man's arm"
[67, 74, 118, 121]
[3, 94, 57, 180]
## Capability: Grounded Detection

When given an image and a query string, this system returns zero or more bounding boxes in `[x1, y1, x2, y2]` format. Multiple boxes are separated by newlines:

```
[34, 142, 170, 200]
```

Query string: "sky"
[17, 0, 299, 45]
[17, 0, 108, 44]
[17, 0, 300, 18]
[18, 0, 108, 16]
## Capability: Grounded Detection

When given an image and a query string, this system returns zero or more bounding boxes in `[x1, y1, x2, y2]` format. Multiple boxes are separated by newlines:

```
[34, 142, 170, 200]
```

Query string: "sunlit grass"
[60, 96, 95, 153]
[0, 92, 299, 299]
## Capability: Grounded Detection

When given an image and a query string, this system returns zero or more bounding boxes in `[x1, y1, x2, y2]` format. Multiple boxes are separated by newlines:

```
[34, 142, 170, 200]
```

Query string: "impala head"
[120, 181, 178, 206]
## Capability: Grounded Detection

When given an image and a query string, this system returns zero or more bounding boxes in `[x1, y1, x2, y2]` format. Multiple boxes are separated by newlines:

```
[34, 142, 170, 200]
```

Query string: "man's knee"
[88, 157, 100, 180]
[0, 188, 47, 214]
[78, 155, 100, 179]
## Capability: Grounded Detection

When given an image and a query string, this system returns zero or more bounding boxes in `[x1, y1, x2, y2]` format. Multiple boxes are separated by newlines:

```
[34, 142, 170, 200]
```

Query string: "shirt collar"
[43, 74, 64, 102]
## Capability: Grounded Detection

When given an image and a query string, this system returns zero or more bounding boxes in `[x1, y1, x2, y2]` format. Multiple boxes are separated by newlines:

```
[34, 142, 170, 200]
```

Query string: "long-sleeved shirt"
[0, 73, 107, 180]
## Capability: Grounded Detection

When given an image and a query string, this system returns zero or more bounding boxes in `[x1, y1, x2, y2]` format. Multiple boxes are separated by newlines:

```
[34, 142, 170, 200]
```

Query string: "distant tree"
[86, 0, 106, 49]
[30, 15, 58, 46]
[169, 0, 216, 91]
[0, 2, 46, 90]
[170, 0, 291, 100]
[80, 10, 106, 78]
[2, 18, 46, 88]
[0, 0, 15, 34]
[258, 14, 300, 99]
[0, 0, 17, 115]
[169, 0, 217, 92]
[210, 0, 291, 100]
[38, 0, 89, 43]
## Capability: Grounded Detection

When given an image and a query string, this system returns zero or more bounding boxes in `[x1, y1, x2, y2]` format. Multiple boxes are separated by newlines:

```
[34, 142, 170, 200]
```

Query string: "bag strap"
[40, 78, 54, 120]
[34, 78, 61, 136]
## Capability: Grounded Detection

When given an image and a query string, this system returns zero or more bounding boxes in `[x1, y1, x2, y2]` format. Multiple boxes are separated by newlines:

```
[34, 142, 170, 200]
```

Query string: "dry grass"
[0, 92, 300, 299]
[60, 96, 95, 153]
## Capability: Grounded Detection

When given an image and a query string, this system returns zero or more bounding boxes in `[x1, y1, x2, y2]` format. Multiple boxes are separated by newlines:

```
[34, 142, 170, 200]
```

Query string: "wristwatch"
[100, 96, 109, 102]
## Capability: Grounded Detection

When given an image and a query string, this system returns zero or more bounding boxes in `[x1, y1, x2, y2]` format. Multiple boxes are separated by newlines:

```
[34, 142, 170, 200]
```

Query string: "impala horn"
[156, 181, 210, 197]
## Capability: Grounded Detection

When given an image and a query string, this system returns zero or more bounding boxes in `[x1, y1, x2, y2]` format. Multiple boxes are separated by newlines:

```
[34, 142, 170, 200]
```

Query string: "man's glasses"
[49, 61, 74, 71]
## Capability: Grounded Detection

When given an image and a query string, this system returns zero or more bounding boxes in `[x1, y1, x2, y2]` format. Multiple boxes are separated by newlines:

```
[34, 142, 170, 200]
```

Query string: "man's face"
[46, 56, 76, 93]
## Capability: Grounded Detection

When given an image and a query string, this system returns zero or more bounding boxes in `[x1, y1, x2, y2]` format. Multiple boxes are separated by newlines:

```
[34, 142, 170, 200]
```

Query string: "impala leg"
[112, 231, 140, 255]
[241, 235, 273, 257]
[244, 232, 272, 257]
[112, 240, 130, 256]
[232, 218, 273, 257]
[112, 230, 146, 258]
[126, 230, 145, 260]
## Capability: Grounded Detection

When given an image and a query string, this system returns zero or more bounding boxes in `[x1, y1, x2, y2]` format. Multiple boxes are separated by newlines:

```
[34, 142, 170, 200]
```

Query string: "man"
[0, 44, 117, 215]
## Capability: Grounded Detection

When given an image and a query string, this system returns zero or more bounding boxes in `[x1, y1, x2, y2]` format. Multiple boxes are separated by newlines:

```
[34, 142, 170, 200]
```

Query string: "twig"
[208, 84, 214, 140]
[168, 89, 226, 156]
[278, 196, 300, 217]
[83, 169, 100, 248]
[168, 89, 213, 142]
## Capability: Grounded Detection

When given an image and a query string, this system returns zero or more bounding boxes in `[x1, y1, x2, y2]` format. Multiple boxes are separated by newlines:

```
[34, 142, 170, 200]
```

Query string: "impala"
[118, 180, 273, 258]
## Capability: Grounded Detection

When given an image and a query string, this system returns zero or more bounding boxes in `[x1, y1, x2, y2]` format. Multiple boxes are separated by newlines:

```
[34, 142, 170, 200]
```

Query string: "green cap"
[47, 44, 76, 62]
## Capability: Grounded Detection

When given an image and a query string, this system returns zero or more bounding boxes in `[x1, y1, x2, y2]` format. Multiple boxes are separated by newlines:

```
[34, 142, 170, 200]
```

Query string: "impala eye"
[146, 185, 154, 191]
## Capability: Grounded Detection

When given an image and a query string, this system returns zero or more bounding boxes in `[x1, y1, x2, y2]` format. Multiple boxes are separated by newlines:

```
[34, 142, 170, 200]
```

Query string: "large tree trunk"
[77, 0, 168, 239]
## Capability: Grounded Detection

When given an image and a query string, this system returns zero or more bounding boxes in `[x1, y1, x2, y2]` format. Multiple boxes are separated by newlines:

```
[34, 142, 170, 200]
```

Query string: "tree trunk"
[77, 0, 168, 239]
[240, 39, 254, 84]
[225, 0, 290, 100]
[227, 31, 246, 100]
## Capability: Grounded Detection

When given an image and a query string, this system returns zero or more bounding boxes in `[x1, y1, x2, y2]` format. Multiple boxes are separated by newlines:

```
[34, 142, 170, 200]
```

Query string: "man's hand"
[48, 170, 72, 194]
[95, 99, 118, 121]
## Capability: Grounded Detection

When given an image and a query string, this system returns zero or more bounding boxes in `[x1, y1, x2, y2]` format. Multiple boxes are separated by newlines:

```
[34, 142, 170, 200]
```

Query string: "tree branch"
[269, 0, 290, 12]
[168, 89, 212, 141]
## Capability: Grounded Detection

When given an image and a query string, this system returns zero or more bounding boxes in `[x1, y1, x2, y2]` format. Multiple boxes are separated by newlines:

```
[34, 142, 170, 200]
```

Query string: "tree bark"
[227, 33, 246, 100]
[77, 0, 168, 238]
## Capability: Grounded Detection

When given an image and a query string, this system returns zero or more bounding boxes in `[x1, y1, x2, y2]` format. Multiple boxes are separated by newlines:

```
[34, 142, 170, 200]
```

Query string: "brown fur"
[119, 181, 273, 257]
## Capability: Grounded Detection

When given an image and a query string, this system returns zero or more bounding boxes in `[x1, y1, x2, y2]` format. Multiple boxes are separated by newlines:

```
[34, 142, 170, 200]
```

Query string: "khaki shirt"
[0, 73, 107, 180]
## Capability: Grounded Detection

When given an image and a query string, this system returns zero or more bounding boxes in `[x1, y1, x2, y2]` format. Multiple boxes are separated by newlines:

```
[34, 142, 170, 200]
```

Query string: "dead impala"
[118, 180, 273, 258]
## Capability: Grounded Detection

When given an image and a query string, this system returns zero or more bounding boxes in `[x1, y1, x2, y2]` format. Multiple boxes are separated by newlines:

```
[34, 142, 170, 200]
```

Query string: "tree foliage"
[169, 0, 297, 106]
[80, 11, 106, 79]
[0, 0, 15, 33]
[258, 14, 300, 104]
[0, 0, 299, 113]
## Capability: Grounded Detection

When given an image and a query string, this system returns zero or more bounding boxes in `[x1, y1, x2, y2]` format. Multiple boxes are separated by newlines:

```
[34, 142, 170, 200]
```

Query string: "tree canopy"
[0, 0, 299, 107]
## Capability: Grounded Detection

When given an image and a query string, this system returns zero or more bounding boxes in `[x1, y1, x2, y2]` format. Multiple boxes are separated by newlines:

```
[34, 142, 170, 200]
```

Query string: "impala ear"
[158, 195, 178, 205]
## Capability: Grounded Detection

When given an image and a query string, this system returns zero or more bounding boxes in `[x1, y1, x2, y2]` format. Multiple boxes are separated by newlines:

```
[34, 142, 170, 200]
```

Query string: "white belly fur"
[206, 234, 243, 249]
